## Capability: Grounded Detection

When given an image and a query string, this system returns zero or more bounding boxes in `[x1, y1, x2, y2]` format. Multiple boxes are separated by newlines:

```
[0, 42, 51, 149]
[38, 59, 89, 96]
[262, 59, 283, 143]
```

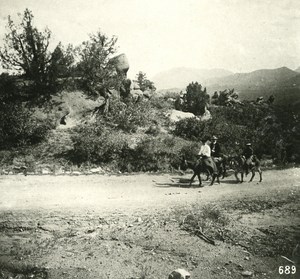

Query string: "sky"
[0, 0, 299, 79]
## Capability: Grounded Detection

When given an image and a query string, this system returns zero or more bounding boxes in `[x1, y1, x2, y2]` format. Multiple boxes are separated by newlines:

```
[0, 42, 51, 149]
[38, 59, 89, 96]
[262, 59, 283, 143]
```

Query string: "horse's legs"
[234, 171, 240, 182]
[221, 163, 226, 179]
[216, 173, 220, 184]
[218, 161, 226, 179]
[189, 173, 196, 186]
[210, 174, 216, 186]
[205, 172, 210, 181]
[258, 168, 262, 182]
[241, 172, 244, 183]
[249, 170, 255, 182]
[197, 173, 203, 187]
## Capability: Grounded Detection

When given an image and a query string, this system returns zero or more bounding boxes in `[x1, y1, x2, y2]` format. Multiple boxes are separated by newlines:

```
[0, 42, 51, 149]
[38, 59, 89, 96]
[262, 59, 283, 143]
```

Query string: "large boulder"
[130, 89, 143, 101]
[109, 53, 129, 77]
[166, 109, 197, 123]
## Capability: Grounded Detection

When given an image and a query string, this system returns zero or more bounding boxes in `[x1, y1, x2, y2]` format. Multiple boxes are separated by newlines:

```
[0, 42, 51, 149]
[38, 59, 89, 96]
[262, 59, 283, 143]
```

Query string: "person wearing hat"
[242, 143, 254, 174]
[210, 136, 222, 159]
[210, 135, 224, 175]
[198, 137, 218, 176]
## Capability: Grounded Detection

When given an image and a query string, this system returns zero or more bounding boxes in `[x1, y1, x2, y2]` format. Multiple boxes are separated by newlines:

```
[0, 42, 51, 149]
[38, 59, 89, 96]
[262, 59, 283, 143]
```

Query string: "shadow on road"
[155, 177, 190, 188]
[154, 176, 241, 188]
[155, 177, 209, 188]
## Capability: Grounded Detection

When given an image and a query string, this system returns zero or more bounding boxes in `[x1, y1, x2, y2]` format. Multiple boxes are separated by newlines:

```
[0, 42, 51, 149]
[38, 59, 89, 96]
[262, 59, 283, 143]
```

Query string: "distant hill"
[205, 67, 300, 106]
[206, 67, 299, 89]
[295, 66, 300, 73]
[152, 67, 233, 90]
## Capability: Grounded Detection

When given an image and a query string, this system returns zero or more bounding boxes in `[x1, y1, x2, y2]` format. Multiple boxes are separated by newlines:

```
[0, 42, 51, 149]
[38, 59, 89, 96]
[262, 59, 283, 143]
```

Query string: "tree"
[135, 71, 156, 92]
[48, 43, 75, 81]
[211, 89, 242, 106]
[76, 31, 121, 96]
[75, 31, 123, 113]
[0, 9, 74, 99]
[184, 82, 210, 115]
[0, 9, 52, 84]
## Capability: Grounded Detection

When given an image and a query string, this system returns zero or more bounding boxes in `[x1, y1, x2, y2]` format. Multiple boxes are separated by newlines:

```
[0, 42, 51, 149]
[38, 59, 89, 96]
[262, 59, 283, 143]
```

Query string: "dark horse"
[181, 157, 220, 187]
[211, 155, 228, 179]
[229, 155, 262, 183]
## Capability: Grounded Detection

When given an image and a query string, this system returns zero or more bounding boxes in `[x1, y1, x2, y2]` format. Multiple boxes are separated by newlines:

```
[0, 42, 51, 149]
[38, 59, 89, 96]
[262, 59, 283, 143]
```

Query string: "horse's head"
[228, 155, 245, 168]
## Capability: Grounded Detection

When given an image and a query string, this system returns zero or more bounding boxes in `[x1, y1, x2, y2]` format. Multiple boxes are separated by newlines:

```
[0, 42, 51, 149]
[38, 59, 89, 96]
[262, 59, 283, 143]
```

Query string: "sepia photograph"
[0, 0, 299, 278]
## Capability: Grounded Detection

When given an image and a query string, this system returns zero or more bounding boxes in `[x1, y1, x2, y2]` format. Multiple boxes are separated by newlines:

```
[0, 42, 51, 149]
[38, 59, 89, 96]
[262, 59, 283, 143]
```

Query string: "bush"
[172, 203, 230, 241]
[0, 103, 54, 149]
[119, 135, 195, 172]
[173, 118, 205, 141]
[106, 97, 154, 132]
[149, 95, 173, 110]
[68, 124, 129, 166]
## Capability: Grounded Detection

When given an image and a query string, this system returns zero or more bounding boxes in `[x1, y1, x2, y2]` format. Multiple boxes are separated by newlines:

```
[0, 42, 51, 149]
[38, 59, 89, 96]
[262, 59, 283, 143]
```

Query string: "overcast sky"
[0, 0, 299, 79]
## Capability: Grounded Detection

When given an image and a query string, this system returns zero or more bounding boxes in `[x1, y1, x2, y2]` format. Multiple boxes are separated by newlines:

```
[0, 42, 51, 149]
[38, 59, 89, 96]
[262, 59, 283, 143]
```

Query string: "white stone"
[168, 269, 191, 279]
[42, 169, 51, 175]
[166, 109, 197, 123]
[90, 167, 103, 174]
[241, 271, 253, 277]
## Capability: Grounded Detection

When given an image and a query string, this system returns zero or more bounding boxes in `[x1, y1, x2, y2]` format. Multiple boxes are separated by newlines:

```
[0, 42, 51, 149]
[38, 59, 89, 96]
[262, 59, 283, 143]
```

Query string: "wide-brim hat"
[246, 143, 252, 146]
[211, 136, 218, 140]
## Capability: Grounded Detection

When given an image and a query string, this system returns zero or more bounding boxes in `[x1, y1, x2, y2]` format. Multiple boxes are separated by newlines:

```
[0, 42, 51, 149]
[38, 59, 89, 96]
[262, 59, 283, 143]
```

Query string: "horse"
[229, 155, 262, 183]
[180, 157, 220, 187]
[204, 155, 228, 181]
[213, 154, 228, 179]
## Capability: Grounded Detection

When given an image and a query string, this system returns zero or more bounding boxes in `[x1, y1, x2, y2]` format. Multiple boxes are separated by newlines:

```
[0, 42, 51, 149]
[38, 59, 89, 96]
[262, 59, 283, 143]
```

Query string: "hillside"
[205, 67, 300, 105]
[152, 67, 232, 90]
[206, 67, 299, 88]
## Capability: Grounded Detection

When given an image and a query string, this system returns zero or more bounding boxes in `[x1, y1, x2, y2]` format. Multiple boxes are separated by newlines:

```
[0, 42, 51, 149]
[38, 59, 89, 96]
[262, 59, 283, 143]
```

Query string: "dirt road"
[0, 168, 299, 279]
[0, 168, 299, 212]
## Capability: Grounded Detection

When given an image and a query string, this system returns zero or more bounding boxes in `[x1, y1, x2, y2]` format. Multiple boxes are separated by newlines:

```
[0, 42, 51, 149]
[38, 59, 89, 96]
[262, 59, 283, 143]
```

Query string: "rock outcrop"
[109, 53, 129, 77]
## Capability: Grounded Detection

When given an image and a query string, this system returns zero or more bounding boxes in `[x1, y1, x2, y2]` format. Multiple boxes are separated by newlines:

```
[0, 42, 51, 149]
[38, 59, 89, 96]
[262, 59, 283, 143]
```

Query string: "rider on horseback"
[210, 135, 222, 162]
[210, 135, 228, 178]
[198, 137, 218, 176]
[242, 143, 254, 175]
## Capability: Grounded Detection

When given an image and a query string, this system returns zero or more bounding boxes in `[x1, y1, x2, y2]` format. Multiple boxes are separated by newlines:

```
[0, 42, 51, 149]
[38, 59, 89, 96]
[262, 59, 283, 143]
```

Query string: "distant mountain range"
[153, 66, 300, 107]
[152, 67, 233, 90]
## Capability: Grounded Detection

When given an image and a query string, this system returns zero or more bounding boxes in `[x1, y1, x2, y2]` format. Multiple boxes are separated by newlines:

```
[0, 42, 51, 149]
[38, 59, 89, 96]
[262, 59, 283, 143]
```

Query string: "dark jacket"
[210, 142, 222, 158]
[243, 146, 253, 159]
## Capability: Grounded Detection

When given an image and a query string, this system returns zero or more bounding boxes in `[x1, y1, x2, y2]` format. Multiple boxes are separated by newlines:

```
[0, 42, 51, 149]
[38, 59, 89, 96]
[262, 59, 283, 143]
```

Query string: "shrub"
[68, 124, 129, 166]
[173, 117, 205, 141]
[0, 103, 54, 149]
[106, 97, 154, 132]
[119, 135, 195, 172]
[172, 203, 230, 241]
[149, 95, 173, 110]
